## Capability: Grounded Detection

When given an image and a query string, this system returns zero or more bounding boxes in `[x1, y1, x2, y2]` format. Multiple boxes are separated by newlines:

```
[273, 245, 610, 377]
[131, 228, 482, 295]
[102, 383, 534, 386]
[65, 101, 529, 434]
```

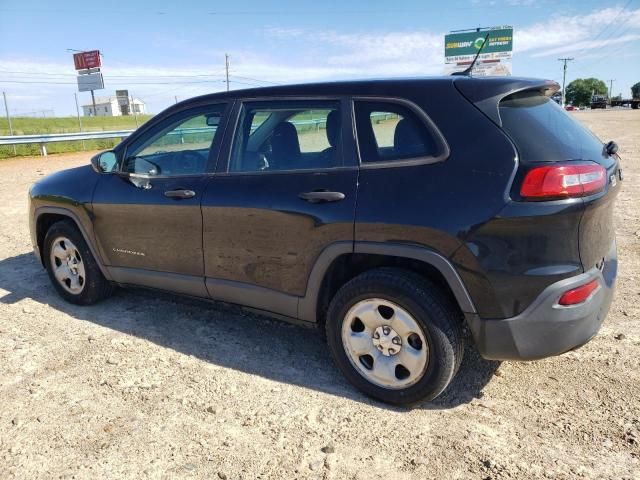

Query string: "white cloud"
[515, 7, 640, 54]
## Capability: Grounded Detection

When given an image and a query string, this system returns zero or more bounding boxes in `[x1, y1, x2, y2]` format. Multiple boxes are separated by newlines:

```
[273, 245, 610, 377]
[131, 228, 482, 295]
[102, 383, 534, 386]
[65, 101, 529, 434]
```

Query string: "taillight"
[520, 162, 606, 200]
[558, 279, 599, 306]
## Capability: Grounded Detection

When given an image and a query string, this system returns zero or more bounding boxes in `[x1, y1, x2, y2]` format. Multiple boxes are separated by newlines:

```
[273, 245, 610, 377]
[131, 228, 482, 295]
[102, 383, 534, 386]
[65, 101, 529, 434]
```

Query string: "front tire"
[326, 268, 464, 405]
[43, 220, 113, 305]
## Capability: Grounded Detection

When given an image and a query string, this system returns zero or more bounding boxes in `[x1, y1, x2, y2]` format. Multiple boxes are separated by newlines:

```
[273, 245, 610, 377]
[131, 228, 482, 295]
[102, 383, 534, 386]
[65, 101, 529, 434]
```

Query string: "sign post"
[444, 27, 513, 76]
[74, 93, 85, 150]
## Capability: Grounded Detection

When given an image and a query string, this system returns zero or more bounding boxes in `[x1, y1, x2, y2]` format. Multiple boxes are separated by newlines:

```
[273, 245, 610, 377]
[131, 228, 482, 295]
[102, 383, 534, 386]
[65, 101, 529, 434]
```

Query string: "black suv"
[29, 77, 620, 405]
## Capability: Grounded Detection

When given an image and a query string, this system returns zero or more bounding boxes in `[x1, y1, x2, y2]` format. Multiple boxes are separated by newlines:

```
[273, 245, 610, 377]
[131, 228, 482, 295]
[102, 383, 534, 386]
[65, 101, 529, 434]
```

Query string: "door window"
[229, 101, 343, 172]
[354, 101, 440, 162]
[124, 105, 226, 176]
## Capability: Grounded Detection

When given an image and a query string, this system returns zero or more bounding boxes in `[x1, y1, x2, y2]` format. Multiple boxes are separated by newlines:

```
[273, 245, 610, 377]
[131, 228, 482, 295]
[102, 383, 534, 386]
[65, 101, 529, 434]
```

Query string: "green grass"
[0, 115, 153, 159]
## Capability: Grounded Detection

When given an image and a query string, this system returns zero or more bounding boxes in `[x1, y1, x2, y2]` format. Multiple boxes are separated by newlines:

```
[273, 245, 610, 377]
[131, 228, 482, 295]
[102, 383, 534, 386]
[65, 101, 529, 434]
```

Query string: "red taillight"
[558, 279, 599, 306]
[520, 163, 606, 200]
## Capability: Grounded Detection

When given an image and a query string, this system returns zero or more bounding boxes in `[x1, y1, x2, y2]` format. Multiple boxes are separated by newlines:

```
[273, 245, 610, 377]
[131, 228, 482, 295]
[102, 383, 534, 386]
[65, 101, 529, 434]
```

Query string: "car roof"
[177, 76, 555, 105]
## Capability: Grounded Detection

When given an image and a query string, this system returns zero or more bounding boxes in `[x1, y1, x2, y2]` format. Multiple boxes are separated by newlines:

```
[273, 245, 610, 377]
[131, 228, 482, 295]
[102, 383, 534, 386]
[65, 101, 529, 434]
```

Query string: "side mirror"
[91, 151, 118, 173]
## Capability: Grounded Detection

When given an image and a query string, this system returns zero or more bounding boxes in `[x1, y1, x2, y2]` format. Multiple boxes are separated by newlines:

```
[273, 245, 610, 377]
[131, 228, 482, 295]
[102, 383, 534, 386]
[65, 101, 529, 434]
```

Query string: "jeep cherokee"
[29, 77, 620, 405]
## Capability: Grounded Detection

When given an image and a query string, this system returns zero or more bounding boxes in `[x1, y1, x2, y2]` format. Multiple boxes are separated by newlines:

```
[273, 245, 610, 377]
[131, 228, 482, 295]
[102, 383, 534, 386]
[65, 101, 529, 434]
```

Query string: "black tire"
[43, 219, 114, 305]
[326, 268, 464, 405]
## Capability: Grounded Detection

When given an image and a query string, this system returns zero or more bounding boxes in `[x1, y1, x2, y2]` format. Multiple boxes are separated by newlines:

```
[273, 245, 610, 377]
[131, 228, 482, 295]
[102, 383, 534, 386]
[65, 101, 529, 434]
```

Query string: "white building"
[82, 96, 146, 117]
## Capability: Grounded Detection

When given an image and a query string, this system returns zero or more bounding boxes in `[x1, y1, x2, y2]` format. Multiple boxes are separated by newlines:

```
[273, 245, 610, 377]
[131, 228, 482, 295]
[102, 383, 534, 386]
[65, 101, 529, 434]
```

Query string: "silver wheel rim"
[341, 298, 429, 390]
[49, 236, 86, 294]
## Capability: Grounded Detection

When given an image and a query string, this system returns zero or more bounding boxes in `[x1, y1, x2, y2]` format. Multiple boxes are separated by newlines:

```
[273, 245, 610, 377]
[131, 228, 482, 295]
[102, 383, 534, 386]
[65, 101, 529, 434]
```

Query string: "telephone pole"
[607, 79, 615, 99]
[2, 92, 16, 155]
[225, 54, 230, 92]
[558, 57, 574, 107]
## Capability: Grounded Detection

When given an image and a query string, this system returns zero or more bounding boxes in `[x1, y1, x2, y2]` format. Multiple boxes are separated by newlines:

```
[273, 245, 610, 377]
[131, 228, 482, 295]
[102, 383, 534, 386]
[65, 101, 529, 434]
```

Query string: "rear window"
[499, 92, 605, 162]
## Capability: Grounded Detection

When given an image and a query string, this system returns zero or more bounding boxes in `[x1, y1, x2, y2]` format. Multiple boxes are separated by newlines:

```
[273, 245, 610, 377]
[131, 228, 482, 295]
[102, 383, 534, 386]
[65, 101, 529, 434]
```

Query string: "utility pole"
[607, 79, 615, 99]
[558, 57, 574, 107]
[2, 92, 16, 155]
[130, 94, 139, 128]
[74, 93, 86, 151]
[174, 95, 178, 104]
[225, 53, 230, 92]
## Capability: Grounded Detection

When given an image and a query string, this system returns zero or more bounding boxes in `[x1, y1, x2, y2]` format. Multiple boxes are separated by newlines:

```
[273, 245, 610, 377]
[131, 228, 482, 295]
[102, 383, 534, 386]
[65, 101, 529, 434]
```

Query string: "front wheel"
[326, 268, 464, 405]
[43, 220, 114, 305]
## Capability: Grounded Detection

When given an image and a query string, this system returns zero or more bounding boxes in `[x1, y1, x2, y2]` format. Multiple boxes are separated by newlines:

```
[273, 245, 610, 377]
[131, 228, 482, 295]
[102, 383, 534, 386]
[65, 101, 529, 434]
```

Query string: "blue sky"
[0, 0, 639, 115]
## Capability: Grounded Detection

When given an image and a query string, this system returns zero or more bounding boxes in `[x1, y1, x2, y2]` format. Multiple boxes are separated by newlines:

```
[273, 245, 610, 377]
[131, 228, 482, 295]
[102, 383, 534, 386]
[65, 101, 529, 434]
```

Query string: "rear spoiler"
[453, 77, 560, 126]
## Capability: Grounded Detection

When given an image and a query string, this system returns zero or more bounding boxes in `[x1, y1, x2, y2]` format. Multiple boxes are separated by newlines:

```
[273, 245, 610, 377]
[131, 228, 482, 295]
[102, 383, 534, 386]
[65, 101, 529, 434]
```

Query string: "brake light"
[558, 279, 599, 306]
[520, 163, 606, 200]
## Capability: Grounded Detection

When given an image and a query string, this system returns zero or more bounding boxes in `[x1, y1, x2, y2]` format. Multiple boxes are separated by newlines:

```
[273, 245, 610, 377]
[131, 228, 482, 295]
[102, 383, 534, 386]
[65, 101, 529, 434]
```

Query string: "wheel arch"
[298, 241, 477, 324]
[35, 207, 112, 281]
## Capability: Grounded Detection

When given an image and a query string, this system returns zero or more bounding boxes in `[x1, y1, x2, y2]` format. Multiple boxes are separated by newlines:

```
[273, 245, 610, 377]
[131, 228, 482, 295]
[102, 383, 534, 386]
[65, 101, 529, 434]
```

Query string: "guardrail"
[0, 130, 135, 156]
[0, 113, 398, 157]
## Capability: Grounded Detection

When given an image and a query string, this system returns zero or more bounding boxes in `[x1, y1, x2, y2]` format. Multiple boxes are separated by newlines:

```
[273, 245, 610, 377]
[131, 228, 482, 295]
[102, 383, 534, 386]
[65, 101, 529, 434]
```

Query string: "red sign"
[73, 50, 101, 70]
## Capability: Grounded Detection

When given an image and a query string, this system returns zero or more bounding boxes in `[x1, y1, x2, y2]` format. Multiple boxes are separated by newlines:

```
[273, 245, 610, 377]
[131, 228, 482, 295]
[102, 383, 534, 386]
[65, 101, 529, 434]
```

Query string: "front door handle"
[164, 189, 196, 199]
[299, 190, 345, 203]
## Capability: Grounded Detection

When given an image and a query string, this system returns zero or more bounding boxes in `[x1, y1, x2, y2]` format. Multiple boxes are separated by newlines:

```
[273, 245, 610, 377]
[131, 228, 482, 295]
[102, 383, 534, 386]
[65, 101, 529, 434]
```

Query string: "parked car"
[565, 105, 576, 111]
[29, 77, 621, 405]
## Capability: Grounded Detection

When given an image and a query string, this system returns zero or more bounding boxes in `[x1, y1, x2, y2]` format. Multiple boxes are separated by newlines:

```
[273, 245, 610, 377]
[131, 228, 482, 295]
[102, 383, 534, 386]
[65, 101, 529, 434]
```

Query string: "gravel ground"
[0, 110, 638, 479]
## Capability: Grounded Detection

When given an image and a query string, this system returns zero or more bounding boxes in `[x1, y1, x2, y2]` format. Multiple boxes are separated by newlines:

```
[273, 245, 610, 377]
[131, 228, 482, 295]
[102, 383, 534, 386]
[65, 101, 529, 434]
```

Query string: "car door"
[201, 98, 358, 317]
[92, 102, 230, 296]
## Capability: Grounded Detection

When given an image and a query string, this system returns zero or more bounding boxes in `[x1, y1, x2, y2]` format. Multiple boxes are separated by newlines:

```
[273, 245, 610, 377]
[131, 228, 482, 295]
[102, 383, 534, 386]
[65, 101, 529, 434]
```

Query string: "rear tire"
[326, 268, 464, 405]
[43, 219, 114, 305]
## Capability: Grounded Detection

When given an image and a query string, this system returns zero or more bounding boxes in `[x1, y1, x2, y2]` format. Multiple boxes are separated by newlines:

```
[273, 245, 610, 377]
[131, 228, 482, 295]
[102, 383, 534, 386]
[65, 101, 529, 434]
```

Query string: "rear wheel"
[43, 220, 113, 305]
[326, 268, 463, 405]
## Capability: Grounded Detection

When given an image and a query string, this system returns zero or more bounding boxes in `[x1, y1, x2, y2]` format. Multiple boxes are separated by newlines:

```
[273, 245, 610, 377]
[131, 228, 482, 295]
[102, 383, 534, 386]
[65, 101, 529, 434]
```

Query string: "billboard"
[116, 90, 130, 106]
[77, 72, 104, 92]
[444, 27, 513, 76]
[73, 50, 102, 70]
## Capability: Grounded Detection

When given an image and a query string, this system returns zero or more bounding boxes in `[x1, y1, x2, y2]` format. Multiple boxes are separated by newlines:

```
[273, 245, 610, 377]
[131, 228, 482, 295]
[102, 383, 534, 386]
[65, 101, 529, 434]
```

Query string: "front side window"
[229, 101, 343, 173]
[124, 105, 226, 176]
[354, 101, 440, 163]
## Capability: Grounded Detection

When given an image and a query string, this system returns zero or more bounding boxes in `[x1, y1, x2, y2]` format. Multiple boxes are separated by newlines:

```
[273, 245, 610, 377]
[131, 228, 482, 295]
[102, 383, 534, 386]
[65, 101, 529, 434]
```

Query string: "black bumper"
[468, 241, 617, 361]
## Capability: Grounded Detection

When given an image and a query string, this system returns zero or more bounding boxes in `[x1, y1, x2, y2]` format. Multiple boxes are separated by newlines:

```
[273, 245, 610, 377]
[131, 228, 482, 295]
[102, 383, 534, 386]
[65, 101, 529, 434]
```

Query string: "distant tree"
[632, 82, 640, 99]
[565, 78, 608, 106]
[612, 94, 622, 101]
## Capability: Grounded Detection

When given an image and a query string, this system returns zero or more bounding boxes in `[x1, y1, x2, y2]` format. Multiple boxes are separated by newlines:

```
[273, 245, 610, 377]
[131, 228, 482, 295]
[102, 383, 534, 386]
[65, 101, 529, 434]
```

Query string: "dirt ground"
[0, 110, 638, 479]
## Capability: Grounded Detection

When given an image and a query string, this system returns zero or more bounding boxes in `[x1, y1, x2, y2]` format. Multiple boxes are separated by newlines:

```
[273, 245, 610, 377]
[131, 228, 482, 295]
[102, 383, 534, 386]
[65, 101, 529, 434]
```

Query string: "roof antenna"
[451, 33, 490, 76]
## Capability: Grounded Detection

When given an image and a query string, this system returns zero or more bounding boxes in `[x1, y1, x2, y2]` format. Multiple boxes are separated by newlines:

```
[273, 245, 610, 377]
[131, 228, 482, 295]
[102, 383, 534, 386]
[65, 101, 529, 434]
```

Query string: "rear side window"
[354, 101, 440, 163]
[229, 101, 343, 173]
[499, 92, 605, 162]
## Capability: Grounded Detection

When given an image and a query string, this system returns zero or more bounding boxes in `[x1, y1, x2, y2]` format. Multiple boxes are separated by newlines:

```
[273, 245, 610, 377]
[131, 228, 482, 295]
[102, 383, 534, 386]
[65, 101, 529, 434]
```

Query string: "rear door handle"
[164, 189, 196, 199]
[299, 191, 345, 203]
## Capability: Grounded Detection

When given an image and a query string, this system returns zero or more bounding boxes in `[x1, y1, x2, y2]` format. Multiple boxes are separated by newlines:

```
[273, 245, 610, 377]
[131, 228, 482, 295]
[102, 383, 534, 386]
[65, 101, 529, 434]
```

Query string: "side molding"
[206, 277, 298, 318]
[109, 266, 208, 298]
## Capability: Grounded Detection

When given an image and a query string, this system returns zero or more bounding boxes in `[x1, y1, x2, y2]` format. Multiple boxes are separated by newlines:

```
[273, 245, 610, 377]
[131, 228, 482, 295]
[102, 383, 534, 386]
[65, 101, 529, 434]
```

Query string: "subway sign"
[445, 27, 513, 63]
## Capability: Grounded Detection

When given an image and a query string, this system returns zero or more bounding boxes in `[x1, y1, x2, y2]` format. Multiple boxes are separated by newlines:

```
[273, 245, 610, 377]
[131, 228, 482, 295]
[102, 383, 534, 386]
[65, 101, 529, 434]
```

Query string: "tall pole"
[558, 57, 574, 107]
[225, 53, 230, 92]
[607, 79, 615, 99]
[130, 94, 139, 128]
[174, 95, 178, 104]
[90, 89, 97, 116]
[74, 93, 86, 151]
[2, 91, 16, 155]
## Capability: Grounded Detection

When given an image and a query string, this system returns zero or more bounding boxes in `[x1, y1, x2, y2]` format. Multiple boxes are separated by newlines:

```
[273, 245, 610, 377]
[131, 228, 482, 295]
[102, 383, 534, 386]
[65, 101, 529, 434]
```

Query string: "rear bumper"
[468, 240, 617, 361]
